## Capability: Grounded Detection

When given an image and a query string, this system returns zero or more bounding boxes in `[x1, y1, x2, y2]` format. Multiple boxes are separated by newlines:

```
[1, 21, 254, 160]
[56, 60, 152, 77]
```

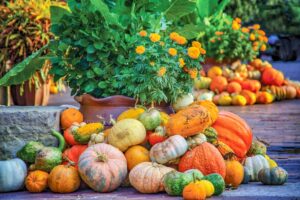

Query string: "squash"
[240, 90, 256, 105]
[183, 182, 206, 200]
[163, 169, 204, 196]
[0, 158, 27, 192]
[178, 142, 226, 178]
[17, 141, 44, 163]
[78, 143, 127, 192]
[88, 132, 105, 146]
[60, 108, 83, 130]
[25, 170, 49, 193]
[284, 85, 297, 99]
[244, 155, 269, 181]
[202, 127, 218, 143]
[232, 95, 247, 106]
[148, 126, 167, 146]
[138, 108, 161, 130]
[117, 107, 145, 121]
[172, 93, 194, 112]
[262, 68, 284, 86]
[195, 180, 214, 197]
[242, 166, 251, 184]
[207, 66, 222, 79]
[227, 82, 242, 94]
[129, 162, 174, 193]
[192, 100, 219, 123]
[212, 111, 253, 158]
[241, 80, 261, 93]
[256, 91, 274, 104]
[210, 76, 228, 93]
[125, 145, 150, 170]
[213, 140, 235, 158]
[108, 119, 146, 152]
[248, 70, 261, 80]
[64, 127, 80, 146]
[258, 167, 288, 185]
[160, 112, 170, 126]
[166, 105, 212, 137]
[150, 135, 188, 164]
[48, 165, 80, 193]
[186, 133, 207, 149]
[218, 95, 232, 106]
[224, 158, 244, 188]
[196, 91, 215, 101]
[74, 123, 104, 144]
[194, 77, 212, 89]
[62, 145, 88, 169]
[265, 155, 278, 168]
[203, 173, 225, 196]
[247, 139, 267, 156]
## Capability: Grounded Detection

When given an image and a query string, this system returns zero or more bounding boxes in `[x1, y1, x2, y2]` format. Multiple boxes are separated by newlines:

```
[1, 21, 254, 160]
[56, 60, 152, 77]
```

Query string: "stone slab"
[0, 106, 66, 159]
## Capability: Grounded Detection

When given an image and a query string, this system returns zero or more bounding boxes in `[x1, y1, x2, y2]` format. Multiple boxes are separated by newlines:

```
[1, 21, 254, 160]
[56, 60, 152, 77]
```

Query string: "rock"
[0, 106, 66, 160]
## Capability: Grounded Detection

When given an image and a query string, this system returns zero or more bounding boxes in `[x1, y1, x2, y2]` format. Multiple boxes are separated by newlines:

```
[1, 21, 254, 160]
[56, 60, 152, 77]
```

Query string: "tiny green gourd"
[204, 173, 225, 196]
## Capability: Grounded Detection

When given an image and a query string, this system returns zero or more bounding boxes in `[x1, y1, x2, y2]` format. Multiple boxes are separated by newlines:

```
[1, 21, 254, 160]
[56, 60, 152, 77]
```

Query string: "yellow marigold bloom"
[253, 24, 260, 30]
[135, 45, 145, 54]
[232, 21, 240, 30]
[160, 41, 165, 46]
[149, 33, 161, 42]
[249, 33, 256, 41]
[188, 47, 200, 59]
[234, 17, 242, 24]
[179, 58, 185, 67]
[168, 48, 177, 56]
[170, 32, 179, 41]
[241, 27, 250, 33]
[176, 36, 187, 45]
[200, 48, 206, 54]
[150, 61, 155, 66]
[192, 41, 202, 49]
[257, 30, 266, 36]
[215, 31, 224, 36]
[158, 67, 166, 77]
[260, 44, 267, 51]
[139, 30, 147, 37]
[188, 68, 198, 79]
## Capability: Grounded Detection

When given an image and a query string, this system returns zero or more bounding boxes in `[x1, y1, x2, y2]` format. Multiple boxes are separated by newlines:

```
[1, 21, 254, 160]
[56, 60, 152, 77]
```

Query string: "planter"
[75, 94, 174, 124]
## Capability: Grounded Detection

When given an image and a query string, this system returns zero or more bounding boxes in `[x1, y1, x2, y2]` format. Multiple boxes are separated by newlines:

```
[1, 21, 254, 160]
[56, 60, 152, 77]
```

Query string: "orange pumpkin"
[227, 82, 242, 94]
[48, 165, 80, 193]
[284, 86, 297, 99]
[210, 76, 228, 93]
[178, 142, 226, 178]
[61, 108, 83, 130]
[125, 145, 150, 170]
[207, 66, 222, 79]
[240, 90, 256, 105]
[256, 91, 274, 104]
[212, 111, 253, 158]
[62, 145, 88, 169]
[183, 182, 206, 200]
[25, 170, 49, 193]
[262, 68, 284, 86]
[249, 58, 262, 68]
[225, 158, 244, 188]
[229, 76, 244, 85]
[241, 80, 261, 93]
[191, 100, 219, 123]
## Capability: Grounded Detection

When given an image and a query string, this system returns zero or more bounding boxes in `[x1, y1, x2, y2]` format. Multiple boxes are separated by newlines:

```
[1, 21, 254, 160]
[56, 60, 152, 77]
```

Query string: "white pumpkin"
[244, 155, 269, 181]
[172, 93, 194, 112]
[197, 91, 215, 101]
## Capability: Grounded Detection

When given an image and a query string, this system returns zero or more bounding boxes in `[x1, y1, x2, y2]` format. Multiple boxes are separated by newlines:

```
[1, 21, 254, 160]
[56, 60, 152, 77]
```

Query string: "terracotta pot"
[10, 80, 51, 106]
[75, 94, 174, 124]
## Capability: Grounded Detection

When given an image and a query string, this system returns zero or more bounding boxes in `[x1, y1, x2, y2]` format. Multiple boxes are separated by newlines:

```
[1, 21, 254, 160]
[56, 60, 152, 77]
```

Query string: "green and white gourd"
[244, 155, 269, 181]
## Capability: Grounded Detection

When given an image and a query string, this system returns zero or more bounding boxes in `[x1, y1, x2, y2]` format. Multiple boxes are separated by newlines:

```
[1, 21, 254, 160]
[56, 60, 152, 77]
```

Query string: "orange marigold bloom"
[241, 27, 250, 33]
[179, 58, 185, 67]
[168, 48, 177, 56]
[158, 67, 166, 77]
[253, 24, 260, 30]
[149, 33, 161, 42]
[188, 47, 200, 59]
[215, 31, 224, 36]
[257, 30, 266, 36]
[199, 48, 206, 55]
[258, 35, 264, 41]
[232, 21, 240, 30]
[170, 32, 179, 41]
[252, 46, 258, 51]
[135, 45, 145, 54]
[192, 41, 202, 49]
[210, 39, 216, 43]
[249, 33, 256, 41]
[263, 36, 268, 43]
[234, 17, 242, 24]
[176, 36, 187, 45]
[260, 44, 267, 51]
[139, 30, 147, 37]
[253, 41, 259, 46]
[188, 68, 198, 79]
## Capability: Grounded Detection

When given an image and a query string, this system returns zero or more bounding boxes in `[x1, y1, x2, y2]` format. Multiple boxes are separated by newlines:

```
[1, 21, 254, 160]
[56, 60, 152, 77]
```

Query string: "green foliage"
[225, 0, 259, 23]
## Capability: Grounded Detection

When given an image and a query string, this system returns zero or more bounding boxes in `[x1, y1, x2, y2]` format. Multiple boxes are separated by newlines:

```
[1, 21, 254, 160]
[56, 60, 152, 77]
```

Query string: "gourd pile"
[194, 58, 300, 106]
[0, 103, 288, 200]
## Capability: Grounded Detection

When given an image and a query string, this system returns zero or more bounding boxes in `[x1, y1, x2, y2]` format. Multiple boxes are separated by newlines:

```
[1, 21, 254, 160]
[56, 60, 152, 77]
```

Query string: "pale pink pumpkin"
[78, 143, 127, 192]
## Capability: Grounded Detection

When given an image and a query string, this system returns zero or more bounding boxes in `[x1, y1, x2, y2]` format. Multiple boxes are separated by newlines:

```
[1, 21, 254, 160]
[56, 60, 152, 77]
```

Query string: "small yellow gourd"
[232, 95, 247, 106]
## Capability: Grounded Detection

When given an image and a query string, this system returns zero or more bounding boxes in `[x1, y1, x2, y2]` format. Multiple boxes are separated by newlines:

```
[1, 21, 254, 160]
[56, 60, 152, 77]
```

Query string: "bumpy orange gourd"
[178, 142, 226, 178]
[212, 111, 253, 158]
[225, 158, 244, 188]
[192, 100, 219, 123]
[262, 68, 284, 86]
[62, 145, 88, 169]
[227, 82, 242, 94]
[48, 165, 80, 193]
[214, 141, 235, 158]
[183, 182, 206, 200]
[61, 108, 83, 130]
[25, 170, 49, 193]
[125, 145, 150, 170]
[166, 105, 212, 137]
[240, 90, 256, 105]
[256, 91, 274, 104]
[207, 66, 222, 79]
[241, 80, 261, 93]
[210, 76, 228, 93]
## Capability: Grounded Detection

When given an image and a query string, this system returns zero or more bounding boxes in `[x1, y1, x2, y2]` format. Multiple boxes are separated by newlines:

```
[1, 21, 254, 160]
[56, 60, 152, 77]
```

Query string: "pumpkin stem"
[97, 153, 108, 162]
[109, 115, 116, 126]
[63, 155, 76, 166]
[96, 115, 105, 124]
[223, 152, 237, 161]
[256, 136, 270, 146]
[150, 101, 154, 108]
[134, 97, 139, 108]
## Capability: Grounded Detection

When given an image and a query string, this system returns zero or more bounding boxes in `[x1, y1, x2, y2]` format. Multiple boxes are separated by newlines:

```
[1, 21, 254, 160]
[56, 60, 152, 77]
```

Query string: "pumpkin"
[129, 162, 174, 193]
[210, 76, 228, 93]
[258, 167, 288, 185]
[60, 108, 83, 130]
[203, 173, 225, 196]
[163, 169, 204, 196]
[242, 166, 251, 184]
[125, 145, 150, 170]
[227, 82, 242, 94]
[182, 182, 206, 200]
[217, 95, 232, 106]
[265, 155, 278, 168]
[241, 80, 261, 93]
[117, 107, 145, 121]
[48, 165, 80, 193]
[78, 143, 127, 192]
[212, 111, 253, 158]
[178, 142, 226, 178]
[0, 158, 27, 192]
[285, 85, 297, 99]
[244, 155, 269, 181]
[240, 90, 256, 105]
[192, 100, 219, 123]
[262, 68, 284, 86]
[232, 95, 247, 106]
[202, 127, 218, 143]
[172, 93, 194, 112]
[108, 119, 146, 152]
[196, 91, 215, 101]
[186, 133, 207, 149]
[213, 140, 235, 158]
[195, 180, 214, 197]
[166, 105, 212, 137]
[25, 170, 49, 193]
[62, 145, 88, 169]
[194, 77, 212, 89]
[138, 108, 161, 130]
[160, 112, 170, 126]
[148, 126, 167, 146]
[224, 158, 244, 188]
[248, 70, 261, 80]
[207, 66, 222, 79]
[150, 135, 188, 164]
[88, 132, 105, 146]
[256, 91, 274, 104]
[247, 139, 267, 156]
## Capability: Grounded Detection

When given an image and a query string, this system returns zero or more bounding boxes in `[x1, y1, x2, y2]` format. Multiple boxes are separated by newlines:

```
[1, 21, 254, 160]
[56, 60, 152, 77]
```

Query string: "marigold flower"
[215, 31, 224, 36]
[139, 30, 147, 37]
[234, 17, 242, 24]
[210, 39, 216, 43]
[252, 46, 258, 51]
[249, 33, 256, 41]
[179, 58, 185, 67]
[176, 36, 187, 45]
[258, 35, 264, 41]
[253, 41, 259, 46]
[260, 44, 267, 51]
[188, 68, 198, 79]
[192, 41, 202, 49]
[253, 24, 260, 30]
[135, 45, 145, 54]
[158, 67, 166, 77]
[232, 21, 240, 30]
[263, 36, 268, 43]
[257, 30, 266, 36]
[188, 47, 200, 59]
[168, 48, 177, 56]
[160, 41, 165, 46]
[149, 33, 161, 42]
[199, 48, 206, 55]
[150, 61, 155, 66]
[241, 27, 250, 33]
[170, 32, 179, 41]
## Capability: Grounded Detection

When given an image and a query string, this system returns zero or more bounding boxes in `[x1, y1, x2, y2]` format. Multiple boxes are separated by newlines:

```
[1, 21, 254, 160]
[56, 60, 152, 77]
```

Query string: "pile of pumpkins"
[0, 102, 288, 200]
[194, 58, 300, 106]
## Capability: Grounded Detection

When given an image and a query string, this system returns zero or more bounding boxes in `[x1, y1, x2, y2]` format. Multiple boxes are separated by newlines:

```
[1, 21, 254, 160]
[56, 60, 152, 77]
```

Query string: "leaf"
[50, 6, 71, 34]
[94, 42, 104, 50]
[87, 45, 96, 54]
[0, 44, 49, 86]
[164, 0, 197, 21]
[196, 0, 218, 19]
[90, 0, 121, 26]
[176, 24, 205, 40]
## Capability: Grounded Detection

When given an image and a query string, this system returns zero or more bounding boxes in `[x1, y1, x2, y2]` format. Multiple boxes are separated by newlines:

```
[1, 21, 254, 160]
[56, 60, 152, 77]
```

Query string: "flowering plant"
[120, 31, 206, 104]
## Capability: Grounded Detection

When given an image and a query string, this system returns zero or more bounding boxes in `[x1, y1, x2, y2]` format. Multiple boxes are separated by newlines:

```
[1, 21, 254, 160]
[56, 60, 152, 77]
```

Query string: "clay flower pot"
[75, 94, 174, 124]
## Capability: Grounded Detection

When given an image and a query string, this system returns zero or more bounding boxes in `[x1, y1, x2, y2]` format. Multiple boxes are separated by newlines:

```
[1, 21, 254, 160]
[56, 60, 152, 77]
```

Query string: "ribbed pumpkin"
[240, 90, 256, 105]
[117, 107, 145, 121]
[62, 145, 88, 169]
[262, 68, 284, 86]
[224, 158, 244, 188]
[207, 66, 222, 79]
[166, 105, 212, 137]
[244, 155, 269, 181]
[178, 142, 226, 178]
[212, 111, 253, 158]
[78, 143, 127, 192]
[242, 166, 251, 184]
[182, 182, 206, 200]
[25, 170, 49, 193]
[129, 162, 174, 193]
[125, 145, 150, 170]
[256, 91, 274, 104]
[210, 76, 228, 93]
[227, 82, 242, 94]
[192, 100, 219, 123]
[258, 167, 288, 185]
[240, 80, 261, 93]
[60, 108, 83, 130]
[48, 165, 80, 193]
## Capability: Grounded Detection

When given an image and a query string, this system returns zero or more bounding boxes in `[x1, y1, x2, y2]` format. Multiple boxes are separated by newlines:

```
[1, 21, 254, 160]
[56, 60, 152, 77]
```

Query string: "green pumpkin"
[242, 166, 251, 184]
[17, 141, 44, 163]
[194, 77, 212, 89]
[258, 167, 288, 185]
[244, 155, 269, 181]
[138, 109, 161, 130]
[202, 127, 218, 143]
[163, 169, 203, 196]
[204, 173, 225, 196]
[247, 139, 267, 156]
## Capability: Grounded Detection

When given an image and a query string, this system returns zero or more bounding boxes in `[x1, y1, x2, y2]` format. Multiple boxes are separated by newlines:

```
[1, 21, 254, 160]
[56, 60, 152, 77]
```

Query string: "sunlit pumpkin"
[262, 68, 284, 86]
[60, 108, 83, 130]
[25, 170, 49, 193]
[210, 76, 228, 93]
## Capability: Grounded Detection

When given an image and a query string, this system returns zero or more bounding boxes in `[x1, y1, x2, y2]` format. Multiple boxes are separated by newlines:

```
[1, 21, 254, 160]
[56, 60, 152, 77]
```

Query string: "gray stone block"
[0, 106, 66, 160]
